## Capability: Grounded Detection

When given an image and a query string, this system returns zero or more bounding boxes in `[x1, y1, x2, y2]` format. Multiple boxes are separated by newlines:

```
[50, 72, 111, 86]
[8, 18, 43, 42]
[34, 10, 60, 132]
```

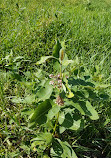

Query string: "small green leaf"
[23, 95, 36, 104]
[43, 155, 50, 158]
[67, 91, 74, 98]
[11, 97, 24, 103]
[62, 59, 74, 67]
[58, 112, 65, 125]
[53, 40, 62, 58]
[59, 126, 66, 134]
[86, 101, 99, 120]
[47, 104, 60, 121]
[21, 109, 34, 116]
[37, 81, 53, 101]
[53, 61, 60, 71]
[36, 56, 56, 65]
[69, 119, 82, 130]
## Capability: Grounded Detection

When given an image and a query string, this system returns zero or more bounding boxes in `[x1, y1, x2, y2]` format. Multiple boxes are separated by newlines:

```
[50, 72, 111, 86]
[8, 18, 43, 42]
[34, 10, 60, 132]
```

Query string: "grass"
[1, 0, 111, 78]
[0, 0, 111, 157]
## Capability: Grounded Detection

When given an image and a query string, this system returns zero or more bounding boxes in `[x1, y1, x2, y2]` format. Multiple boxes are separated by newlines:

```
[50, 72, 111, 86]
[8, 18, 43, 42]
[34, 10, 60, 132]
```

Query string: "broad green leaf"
[69, 119, 83, 130]
[37, 80, 53, 101]
[21, 109, 34, 116]
[66, 100, 99, 120]
[65, 100, 85, 115]
[62, 141, 78, 158]
[59, 126, 66, 134]
[61, 113, 73, 128]
[31, 141, 46, 152]
[62, 54, 74, 70]
[86, 101, 99, 120]
[31, 132, 52, 145]
[11, 97, 24, 103]
[73, 102, 85, 115]
[62, 60, 74, 67]
[47, 104, 60, 121]
[53, 61, 60, 71]
[29, 100, 52, 127]
[58, 107, 84, 132]
[51, 138, 78, 158]
[51, 139, 63, 157]
[53, 40, 62, 58]
[58, 112, 65, 125]
[38, 79, 46, 87]
[59, 112, 83, 131]
[11, 95, 36, 104]
[23, 94, 36, 104]
[42, 132, 53, 145]
[36, 56, 56, 65]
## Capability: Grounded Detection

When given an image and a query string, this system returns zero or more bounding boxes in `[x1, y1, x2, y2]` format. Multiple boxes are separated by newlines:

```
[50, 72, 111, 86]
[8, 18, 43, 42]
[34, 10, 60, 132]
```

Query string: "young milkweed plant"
[26, 39, 101, 158]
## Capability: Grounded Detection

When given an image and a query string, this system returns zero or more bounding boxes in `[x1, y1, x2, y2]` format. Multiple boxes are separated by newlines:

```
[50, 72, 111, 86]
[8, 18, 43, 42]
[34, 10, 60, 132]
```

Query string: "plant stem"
[52, 112, 59, 135]
[60, 61, 62, 79]
[52, 58, 62, 136]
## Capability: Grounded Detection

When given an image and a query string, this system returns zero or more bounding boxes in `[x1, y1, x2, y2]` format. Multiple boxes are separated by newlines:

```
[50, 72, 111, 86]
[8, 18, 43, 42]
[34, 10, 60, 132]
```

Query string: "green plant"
[0, 39, 110, 157]
[21, 40, 102, 157]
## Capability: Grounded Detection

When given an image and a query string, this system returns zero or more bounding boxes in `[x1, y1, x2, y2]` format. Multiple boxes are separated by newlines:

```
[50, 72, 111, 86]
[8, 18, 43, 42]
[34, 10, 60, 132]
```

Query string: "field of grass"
[0, 0, 111, 157]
